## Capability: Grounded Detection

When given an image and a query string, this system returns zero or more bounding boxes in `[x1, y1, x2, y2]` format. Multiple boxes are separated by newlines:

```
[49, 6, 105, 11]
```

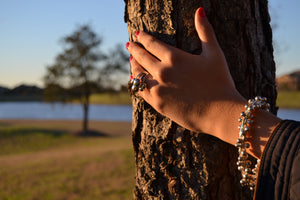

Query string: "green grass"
[277, 90, 300, 108]
[0, 94, 43, 102]
[0, 121, 135, 200]
[72, 92, 132, 105]
[90, 92, 132, 105]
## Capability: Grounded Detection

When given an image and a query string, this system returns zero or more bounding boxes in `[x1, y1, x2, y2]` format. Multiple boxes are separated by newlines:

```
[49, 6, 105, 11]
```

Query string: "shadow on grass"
[0, 127, 109, 156]
[0, 122, 11, 127]
[0, 127, 109, 139]
[72, 129, 108, 137]
[0, 128, 67, 138]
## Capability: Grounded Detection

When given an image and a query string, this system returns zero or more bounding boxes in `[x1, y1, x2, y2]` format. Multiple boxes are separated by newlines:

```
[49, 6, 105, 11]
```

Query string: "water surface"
[0, 102, 299, 122]
[0, 102, 132, 121]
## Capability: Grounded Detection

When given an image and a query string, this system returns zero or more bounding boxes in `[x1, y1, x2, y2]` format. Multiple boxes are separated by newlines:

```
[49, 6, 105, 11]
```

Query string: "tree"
[101, 44, 131, 91]
[44, 25, 105, 135]
[124, 0, 277, 199]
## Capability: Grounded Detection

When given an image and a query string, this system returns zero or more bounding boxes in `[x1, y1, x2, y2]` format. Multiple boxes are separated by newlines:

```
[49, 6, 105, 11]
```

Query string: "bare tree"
[101, 44, 130, 91]
[125, 0, 277, 199]
[45, 25, 102, 135]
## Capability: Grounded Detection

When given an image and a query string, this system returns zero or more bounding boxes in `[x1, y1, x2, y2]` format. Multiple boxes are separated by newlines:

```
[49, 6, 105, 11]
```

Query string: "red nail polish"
[126, 42, 130, 49]
[135, 31, 140, 38]
[130, 75, 133, 81]
[130, 56, 133, 61]
[198, 7, 206, 18]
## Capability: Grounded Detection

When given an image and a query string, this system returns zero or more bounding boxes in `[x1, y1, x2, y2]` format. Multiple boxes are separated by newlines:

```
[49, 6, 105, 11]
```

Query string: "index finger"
[127, 41, 161, 76]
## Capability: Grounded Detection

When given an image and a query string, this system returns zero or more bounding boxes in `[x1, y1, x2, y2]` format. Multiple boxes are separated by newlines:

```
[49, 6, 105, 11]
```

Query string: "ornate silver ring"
[129, 72, 148, 93]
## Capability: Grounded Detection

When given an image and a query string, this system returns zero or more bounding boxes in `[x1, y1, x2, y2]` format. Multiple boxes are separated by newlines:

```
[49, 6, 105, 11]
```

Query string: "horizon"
[1, 69, 300, 90]
[1, 0, 300, 88]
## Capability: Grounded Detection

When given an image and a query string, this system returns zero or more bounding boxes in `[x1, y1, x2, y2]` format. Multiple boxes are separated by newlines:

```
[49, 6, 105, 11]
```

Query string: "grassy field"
[89, 92, 132, 105]
[70, 92, 132, 105]
[0, 120, 135, 200]
[277, 90, 300, 108]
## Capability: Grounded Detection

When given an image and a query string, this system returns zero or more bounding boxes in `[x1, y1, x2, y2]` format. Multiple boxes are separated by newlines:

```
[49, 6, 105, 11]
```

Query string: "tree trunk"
[83, 101, 89, 133]
[82, 83, 90, 134]
[124, 0, 277, 199]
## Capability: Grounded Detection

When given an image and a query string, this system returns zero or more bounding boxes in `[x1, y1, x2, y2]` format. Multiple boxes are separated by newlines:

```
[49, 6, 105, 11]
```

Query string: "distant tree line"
[276, 70, 300, 91]
[0, 84, 44, 101]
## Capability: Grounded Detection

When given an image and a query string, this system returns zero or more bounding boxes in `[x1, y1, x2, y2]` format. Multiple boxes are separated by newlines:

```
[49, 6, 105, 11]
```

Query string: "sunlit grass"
[89, 92, 132, 105]
[277, 90, 300, 108]
[71, 92, 132, 105]
[0, 121, 135, 200]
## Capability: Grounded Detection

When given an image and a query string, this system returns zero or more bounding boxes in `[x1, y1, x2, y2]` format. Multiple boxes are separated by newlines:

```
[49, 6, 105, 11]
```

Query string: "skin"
[126, 7, 282, 159]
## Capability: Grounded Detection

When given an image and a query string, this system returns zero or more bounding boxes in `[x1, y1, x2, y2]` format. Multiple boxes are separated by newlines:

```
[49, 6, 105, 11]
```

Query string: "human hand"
[126, 7, 247, 136]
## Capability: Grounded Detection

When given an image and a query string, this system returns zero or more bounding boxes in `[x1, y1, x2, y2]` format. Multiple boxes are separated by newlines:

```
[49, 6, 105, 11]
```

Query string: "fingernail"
[130, 56, 133, 61]
[198, 7, 206, 18]
[135, 31, 140, 38]
[126, 42, 130, 49]
[130, 75, 133, 81]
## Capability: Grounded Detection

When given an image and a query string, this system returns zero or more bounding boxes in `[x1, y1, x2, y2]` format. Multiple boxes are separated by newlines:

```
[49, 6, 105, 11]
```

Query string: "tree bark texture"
[124, 0, 277, 199]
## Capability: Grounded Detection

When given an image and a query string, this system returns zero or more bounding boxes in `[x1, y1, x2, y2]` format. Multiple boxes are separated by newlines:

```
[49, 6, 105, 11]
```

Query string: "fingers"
[127, 31, 182, 75]
[130, 56, 147, 77]
[194, 7, 220, 51]
[130, 57, 153, 100]
[126, 41, 160, 76]
[135, 31, 178, 62]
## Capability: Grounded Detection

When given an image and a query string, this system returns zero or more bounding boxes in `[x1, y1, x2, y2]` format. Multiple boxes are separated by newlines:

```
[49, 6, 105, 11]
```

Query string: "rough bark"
[124, 0, 277, 199]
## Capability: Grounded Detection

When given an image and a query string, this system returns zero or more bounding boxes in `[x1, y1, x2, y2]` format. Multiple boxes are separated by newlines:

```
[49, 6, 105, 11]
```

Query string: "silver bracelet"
[235, 96, 270, 190]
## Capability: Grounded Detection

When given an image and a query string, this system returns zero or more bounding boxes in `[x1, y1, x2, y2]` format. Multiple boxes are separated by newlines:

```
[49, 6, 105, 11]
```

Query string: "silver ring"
[130, 72, 148, 92]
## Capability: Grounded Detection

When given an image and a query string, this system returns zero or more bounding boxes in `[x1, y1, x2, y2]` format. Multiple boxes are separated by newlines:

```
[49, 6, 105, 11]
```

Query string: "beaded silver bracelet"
[235, 96, 270, 191]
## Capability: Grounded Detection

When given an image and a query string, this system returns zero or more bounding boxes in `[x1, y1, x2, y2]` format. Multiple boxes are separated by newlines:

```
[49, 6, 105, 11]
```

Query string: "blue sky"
[270, 0, 300, 76]
[0, 0, 299, 88]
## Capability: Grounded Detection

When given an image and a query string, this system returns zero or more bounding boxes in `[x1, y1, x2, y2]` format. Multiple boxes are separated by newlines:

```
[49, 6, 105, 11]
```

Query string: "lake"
[0, 102, 132, 121]
[0, 102, 299, 122]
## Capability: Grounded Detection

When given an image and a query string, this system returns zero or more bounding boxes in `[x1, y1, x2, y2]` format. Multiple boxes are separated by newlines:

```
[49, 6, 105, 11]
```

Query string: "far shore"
[276, 90, 300, 109]
[0, 92, 132, 105]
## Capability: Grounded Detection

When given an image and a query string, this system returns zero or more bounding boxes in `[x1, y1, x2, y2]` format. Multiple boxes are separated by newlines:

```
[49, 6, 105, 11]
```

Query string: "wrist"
[246, 110, 282, 158]
[204, 95, 281, 159]
[213, 96, 247, 146]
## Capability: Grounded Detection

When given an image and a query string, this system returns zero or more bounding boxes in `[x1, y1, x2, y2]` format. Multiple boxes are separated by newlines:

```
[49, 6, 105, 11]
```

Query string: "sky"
[0, 0, 299, 88]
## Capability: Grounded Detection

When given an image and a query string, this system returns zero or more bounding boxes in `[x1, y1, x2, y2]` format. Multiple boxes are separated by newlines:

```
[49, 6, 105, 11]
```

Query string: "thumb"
[195, 7, 219, 50]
